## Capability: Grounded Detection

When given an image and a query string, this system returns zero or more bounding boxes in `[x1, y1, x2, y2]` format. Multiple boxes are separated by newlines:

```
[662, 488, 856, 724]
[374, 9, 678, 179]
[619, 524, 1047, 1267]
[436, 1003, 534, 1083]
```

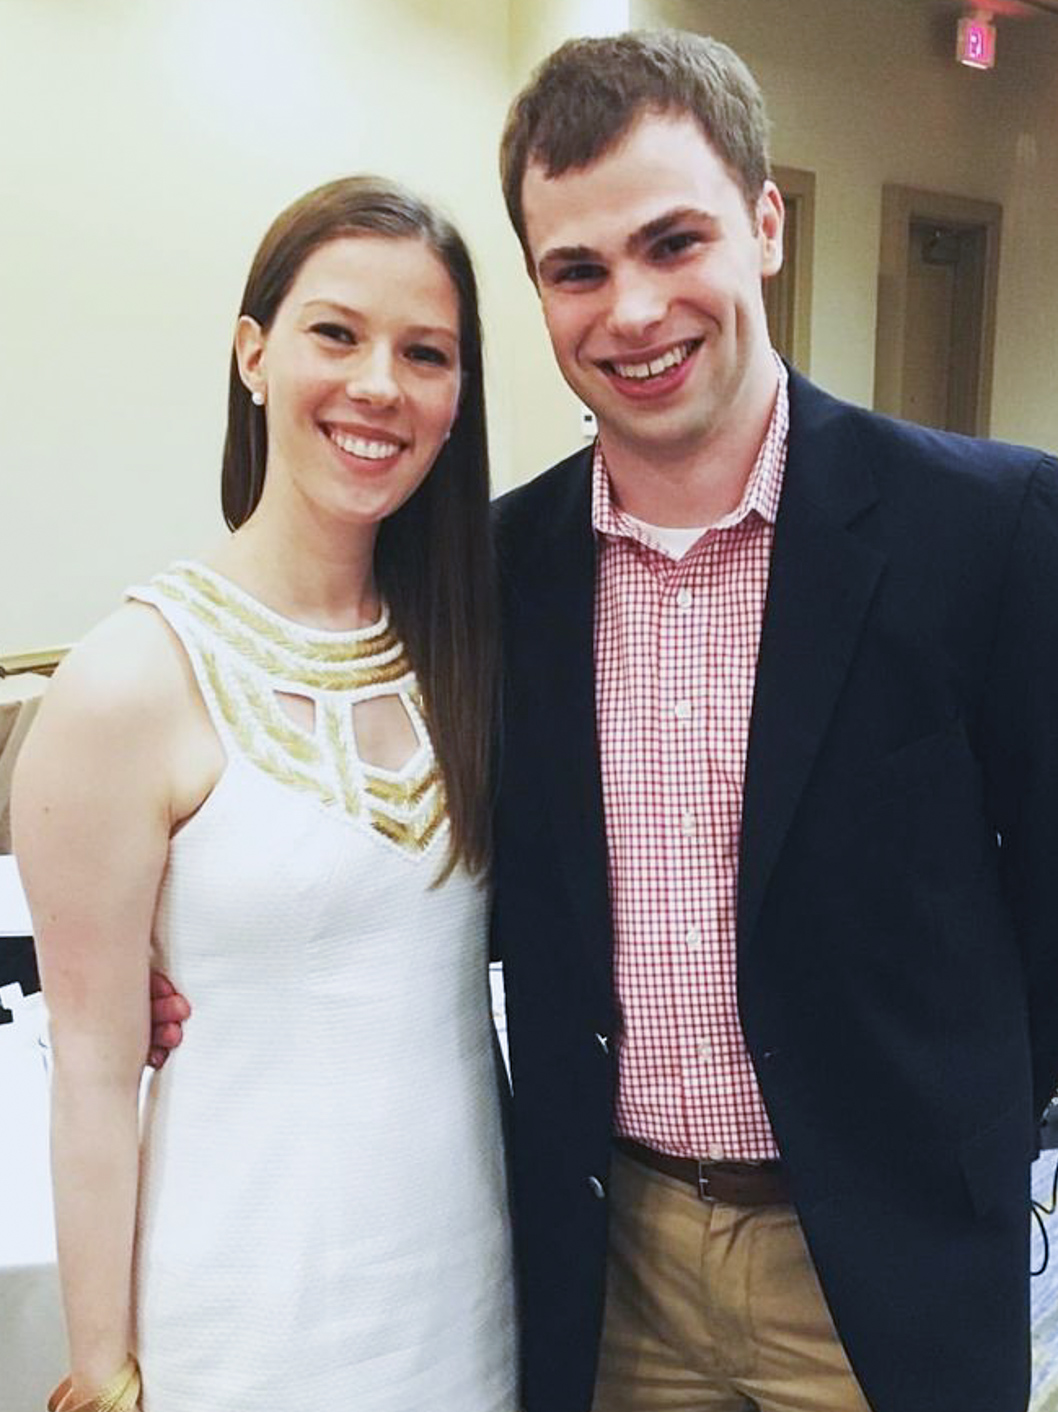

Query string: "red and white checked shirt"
[593, 362, 789, 1161]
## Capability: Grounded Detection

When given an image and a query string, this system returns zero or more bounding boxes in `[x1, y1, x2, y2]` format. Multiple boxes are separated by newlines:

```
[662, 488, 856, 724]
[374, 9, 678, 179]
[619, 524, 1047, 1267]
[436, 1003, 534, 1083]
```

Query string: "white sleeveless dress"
[127, 562, 516, 1412]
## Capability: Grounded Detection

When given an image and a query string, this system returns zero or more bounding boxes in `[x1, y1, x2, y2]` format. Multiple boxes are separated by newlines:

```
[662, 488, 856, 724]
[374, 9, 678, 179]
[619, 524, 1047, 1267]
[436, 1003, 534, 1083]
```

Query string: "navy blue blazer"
[492, 369, 1058, 1412]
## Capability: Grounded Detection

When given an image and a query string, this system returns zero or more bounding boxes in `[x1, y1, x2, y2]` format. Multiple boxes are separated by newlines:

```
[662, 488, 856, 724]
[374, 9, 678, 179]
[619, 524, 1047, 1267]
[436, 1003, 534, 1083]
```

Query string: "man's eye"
[310, 322, 355, 344]
[554, 263, 605, 285]
[654, 232, 701, 259]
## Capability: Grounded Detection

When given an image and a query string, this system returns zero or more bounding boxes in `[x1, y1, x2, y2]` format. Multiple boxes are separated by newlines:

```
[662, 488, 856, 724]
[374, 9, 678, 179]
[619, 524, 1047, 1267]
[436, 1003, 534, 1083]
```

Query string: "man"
[491, 28, 1058, 1412]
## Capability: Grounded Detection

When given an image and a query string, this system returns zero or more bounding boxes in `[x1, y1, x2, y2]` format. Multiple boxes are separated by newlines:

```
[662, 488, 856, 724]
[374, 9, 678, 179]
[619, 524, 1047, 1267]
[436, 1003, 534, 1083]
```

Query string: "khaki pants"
[591, 1150, 873, 1412]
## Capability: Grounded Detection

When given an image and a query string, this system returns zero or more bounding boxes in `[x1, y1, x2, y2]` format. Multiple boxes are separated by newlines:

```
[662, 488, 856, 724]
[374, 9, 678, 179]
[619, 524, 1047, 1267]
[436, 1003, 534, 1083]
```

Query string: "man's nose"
[606, 268, 666, 342]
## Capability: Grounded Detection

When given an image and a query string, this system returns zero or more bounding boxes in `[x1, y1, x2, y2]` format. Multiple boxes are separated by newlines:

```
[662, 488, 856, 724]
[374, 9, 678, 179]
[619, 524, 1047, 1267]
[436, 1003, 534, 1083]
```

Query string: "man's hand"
[147, 971, 191, 1069]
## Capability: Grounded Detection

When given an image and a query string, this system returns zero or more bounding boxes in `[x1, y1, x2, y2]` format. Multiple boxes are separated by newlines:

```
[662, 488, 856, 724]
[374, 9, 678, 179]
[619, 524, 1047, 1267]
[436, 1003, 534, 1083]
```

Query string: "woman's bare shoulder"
[36, 600, 194, 744]
[12, 601, 204, 877]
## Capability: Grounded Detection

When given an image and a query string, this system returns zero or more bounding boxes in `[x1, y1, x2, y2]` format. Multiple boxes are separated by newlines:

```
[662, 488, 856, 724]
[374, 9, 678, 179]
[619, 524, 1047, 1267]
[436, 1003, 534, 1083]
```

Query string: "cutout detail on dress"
[129, 562, 447, 859]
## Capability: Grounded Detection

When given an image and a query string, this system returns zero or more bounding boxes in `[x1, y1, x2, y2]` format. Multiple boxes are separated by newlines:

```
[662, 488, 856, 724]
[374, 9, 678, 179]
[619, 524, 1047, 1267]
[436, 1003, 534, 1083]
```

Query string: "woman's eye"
[311, 322, 355, 344]
[407, 345, 451, 367]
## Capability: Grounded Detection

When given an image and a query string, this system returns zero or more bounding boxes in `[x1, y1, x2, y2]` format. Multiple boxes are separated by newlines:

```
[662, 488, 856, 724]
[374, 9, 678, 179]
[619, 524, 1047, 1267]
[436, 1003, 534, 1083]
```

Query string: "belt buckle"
[696, 1160, 716, 1202]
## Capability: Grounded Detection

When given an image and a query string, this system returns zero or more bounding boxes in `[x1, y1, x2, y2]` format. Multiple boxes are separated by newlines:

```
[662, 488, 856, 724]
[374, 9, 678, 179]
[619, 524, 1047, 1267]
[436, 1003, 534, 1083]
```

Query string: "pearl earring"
[251, 389, 265, 407]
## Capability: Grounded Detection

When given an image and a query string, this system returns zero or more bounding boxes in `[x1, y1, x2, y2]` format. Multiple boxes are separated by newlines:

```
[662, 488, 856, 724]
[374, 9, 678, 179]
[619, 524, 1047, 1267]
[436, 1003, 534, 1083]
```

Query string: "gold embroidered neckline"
[149, 561, 447, 858]
[159, 560, 404, 689]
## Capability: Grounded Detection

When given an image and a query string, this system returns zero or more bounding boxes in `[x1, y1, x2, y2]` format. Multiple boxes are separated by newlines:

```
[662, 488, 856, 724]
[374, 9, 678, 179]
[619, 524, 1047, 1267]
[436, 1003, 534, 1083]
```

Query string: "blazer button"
[587, 1175, 606, 1200]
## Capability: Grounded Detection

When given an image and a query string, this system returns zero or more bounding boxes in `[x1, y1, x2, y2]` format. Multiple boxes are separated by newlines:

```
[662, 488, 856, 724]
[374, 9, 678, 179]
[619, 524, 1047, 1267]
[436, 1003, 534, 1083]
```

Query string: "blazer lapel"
[738, 374, 886, 951]
[512, 455, 613, 992]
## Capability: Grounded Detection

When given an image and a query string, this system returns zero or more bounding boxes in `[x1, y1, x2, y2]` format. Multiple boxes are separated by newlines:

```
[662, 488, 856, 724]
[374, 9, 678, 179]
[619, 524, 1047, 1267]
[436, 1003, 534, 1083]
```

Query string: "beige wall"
[0, 0, 519, 655]
[637, 0, 1058, 452]
[4, 0, 1058, 655]
[498, 0, 632, 487]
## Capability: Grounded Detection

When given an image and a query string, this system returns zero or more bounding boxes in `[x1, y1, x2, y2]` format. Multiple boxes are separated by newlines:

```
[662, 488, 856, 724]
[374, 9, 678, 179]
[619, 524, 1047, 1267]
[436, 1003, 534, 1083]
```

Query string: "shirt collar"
[591, 353, 789, 548]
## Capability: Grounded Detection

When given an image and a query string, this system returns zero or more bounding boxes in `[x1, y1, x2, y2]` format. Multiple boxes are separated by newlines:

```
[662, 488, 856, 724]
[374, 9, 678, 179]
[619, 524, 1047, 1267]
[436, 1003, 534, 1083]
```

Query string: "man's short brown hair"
[500, 30, 772, 265]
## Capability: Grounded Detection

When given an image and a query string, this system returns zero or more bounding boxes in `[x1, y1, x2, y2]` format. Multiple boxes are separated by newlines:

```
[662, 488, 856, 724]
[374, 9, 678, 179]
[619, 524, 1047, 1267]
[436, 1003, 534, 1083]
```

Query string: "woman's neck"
[208, 497, 382, 632]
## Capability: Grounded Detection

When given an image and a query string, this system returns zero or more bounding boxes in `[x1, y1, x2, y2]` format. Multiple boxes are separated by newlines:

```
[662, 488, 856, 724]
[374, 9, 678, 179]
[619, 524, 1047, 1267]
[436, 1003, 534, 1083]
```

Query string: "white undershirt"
[622, 513, 708, 561]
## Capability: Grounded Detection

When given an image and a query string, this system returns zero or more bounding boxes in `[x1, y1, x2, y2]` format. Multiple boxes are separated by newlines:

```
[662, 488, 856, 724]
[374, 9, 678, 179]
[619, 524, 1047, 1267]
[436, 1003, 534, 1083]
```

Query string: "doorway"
[874, 185, 1001, 436]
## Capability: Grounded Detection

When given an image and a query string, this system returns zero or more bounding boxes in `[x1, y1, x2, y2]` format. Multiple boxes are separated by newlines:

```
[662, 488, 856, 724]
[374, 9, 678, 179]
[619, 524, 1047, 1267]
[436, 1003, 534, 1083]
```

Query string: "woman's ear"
[235, 315, 267, 405]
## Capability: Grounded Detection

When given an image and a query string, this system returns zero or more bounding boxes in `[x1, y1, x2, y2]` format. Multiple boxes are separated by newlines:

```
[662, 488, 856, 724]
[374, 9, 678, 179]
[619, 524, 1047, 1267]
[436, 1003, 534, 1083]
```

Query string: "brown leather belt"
[615, 1138, 791, 1206]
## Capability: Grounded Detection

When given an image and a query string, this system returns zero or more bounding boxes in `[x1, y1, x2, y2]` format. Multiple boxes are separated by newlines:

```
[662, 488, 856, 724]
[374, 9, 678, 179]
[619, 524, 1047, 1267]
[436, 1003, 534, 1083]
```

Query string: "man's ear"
[235, 315, 267, 402]
[758, 181, 785, 279]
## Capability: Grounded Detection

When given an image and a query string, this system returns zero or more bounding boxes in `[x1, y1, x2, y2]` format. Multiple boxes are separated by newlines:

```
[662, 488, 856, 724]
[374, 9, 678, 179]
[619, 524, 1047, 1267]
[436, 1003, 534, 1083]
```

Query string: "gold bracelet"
[47, 1355, 141, 1412]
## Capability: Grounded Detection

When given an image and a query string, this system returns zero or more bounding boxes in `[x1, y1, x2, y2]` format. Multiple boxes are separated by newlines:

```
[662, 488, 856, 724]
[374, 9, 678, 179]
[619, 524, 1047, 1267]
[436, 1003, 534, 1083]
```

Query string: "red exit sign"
[957, 16, 997, 69]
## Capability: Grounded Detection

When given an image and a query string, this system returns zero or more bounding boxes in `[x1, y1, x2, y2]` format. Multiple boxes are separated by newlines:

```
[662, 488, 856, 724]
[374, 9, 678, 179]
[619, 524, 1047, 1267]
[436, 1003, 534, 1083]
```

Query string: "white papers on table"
[0, 854, 32, 936]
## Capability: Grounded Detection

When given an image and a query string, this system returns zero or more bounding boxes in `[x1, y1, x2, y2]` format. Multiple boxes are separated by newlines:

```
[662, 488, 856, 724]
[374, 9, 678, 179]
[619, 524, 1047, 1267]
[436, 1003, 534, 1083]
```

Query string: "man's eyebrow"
[536, 207, 718, 275]
[537, 244, 600, 273]
[629, 207, 716, 250]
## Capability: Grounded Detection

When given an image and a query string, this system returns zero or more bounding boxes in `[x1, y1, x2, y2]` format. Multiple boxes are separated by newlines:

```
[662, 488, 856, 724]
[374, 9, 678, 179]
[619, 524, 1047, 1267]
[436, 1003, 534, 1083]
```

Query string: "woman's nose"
[346, 346, 400, 406]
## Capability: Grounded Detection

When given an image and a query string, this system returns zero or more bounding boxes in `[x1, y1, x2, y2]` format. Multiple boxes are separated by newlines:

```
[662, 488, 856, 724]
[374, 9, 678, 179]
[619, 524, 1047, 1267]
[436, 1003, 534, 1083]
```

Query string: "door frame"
[766, 165, 816, 374]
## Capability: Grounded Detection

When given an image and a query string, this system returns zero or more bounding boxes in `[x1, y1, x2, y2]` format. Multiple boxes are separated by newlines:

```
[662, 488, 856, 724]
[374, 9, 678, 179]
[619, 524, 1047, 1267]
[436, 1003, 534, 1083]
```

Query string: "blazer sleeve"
[979, 453, 1058, 1118]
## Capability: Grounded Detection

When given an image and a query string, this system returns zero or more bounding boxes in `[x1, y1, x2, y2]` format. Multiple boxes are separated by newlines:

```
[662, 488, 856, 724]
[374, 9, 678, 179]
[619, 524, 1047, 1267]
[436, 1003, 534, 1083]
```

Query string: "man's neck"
[601, 364, 780, 530]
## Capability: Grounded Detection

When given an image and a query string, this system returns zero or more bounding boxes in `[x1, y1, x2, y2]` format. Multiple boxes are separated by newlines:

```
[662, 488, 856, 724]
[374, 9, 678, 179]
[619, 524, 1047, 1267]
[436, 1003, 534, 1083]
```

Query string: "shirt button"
[674, 700, 692, 721]
[706, 1144, 724, 1161]
[680, 810, 696, 837]
[697, 1038, 712, 1062]
[588, 1175, 606, 1199]
[676, 587, 693, 610]
[685, 925, 702, 948]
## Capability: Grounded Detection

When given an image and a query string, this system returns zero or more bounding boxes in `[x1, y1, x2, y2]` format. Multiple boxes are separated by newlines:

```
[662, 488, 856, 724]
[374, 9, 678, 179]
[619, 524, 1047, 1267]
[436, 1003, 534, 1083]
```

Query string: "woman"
[13, 178, 515, 1412]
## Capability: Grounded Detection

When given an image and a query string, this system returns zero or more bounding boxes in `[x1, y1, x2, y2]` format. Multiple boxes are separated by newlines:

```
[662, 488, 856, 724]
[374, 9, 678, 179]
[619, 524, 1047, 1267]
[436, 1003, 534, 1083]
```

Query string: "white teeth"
[328, 429, 402, 460]
[611, 342, 694, 381]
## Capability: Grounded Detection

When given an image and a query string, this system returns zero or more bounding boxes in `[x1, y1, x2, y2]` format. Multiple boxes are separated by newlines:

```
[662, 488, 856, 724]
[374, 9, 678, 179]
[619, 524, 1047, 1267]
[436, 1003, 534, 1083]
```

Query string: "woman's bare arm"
[13, 604, 210, 1400]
